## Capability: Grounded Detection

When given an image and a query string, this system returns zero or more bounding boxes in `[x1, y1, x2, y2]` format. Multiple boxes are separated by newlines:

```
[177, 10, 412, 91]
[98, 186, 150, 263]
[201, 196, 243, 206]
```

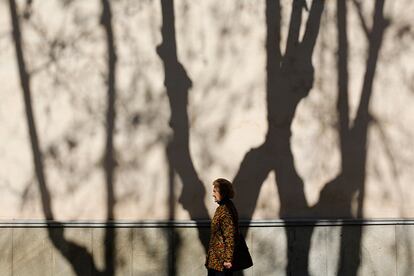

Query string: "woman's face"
[212, 186, 222, 202]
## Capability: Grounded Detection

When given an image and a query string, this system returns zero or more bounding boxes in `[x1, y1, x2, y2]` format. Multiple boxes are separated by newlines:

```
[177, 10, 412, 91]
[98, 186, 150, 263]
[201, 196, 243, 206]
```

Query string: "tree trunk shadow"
[157, 0, 210, 253]
[234, 0, 387, 275]
[234, 1, 324, 274]
[9, 0, 118, 274]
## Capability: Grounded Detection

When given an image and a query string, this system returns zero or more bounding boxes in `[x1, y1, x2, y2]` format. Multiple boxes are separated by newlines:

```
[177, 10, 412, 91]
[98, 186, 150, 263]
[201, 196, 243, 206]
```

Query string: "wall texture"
[0, 0, 414, 275]
[1, 0, 413, 221]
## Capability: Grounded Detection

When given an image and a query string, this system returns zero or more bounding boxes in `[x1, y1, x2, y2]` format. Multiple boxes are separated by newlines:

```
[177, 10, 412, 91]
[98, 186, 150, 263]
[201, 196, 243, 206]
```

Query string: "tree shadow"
[9, 0, 118, 275]
[157, 0, 210, 253]
[232, 0, 387, 275]
[9, 0, 391, 274]
[236, 1, 323, 274]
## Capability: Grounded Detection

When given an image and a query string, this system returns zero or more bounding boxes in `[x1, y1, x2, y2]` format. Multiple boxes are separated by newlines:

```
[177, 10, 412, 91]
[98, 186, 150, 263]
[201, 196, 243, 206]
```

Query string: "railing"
[1, 218, 414, 228]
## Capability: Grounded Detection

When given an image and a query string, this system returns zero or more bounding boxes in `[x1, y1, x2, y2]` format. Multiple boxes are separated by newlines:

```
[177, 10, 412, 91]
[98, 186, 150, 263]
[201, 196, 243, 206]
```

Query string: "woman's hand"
[223, 262, 232, 269]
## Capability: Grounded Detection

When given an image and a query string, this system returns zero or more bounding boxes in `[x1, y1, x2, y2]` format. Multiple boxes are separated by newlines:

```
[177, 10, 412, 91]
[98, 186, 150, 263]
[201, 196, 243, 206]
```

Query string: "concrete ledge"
[0, 222, 412, 275]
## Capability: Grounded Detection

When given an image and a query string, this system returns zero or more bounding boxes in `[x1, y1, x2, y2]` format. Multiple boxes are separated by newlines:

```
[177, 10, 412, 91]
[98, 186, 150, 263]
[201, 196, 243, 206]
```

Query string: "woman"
[205, 178, 239, 276]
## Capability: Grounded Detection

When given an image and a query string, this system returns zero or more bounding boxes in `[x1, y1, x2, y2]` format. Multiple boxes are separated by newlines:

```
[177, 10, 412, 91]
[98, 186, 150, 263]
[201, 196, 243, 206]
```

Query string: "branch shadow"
[9, 0, 118, 274]
[157, 0, 210, 253]
[233, 0, 387, 275]
[233, 2, 322, 275]
[315, 1, 387, 275]
[100, 0, 117, 274]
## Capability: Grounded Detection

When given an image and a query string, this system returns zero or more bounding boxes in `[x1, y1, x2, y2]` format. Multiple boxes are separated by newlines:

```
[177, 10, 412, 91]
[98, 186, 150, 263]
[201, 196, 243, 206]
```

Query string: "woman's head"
[212, 178, 234, 202]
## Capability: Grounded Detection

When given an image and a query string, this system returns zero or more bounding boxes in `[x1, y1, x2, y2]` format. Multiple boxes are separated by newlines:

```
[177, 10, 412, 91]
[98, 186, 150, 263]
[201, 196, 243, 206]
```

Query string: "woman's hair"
[213, 178, 235, 199]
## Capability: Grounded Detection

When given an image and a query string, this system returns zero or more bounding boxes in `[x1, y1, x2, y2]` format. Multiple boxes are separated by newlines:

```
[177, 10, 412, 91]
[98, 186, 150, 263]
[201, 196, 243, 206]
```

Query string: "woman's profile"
[205, 178, 252, 275]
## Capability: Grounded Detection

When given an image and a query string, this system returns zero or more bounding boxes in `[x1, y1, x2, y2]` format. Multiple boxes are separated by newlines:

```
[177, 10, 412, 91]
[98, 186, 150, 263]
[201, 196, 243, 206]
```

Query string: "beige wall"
[0, 0, 413, 220]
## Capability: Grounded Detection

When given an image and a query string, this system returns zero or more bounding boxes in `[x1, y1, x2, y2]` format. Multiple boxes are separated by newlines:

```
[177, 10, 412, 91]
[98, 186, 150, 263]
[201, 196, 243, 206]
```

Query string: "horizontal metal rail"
[1, 218, 414, 228]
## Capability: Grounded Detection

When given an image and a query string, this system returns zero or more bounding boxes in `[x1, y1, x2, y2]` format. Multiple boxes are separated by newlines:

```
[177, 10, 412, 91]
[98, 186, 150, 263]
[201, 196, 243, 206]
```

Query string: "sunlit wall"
[0, 0, 413, 221]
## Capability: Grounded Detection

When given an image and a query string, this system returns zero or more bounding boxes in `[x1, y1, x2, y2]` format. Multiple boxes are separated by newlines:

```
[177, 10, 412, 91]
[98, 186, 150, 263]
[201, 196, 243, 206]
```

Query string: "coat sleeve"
[221, 207, 236, 263]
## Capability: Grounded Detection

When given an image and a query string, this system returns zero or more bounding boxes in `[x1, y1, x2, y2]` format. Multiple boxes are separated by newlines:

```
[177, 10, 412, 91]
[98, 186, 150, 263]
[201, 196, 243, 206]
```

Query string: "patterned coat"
[205, 201, 237, 271]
